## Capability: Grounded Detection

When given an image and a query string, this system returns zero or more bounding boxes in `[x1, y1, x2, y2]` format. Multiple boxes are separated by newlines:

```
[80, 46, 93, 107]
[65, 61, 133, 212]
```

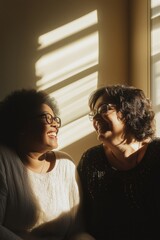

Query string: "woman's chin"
[52, 143, 58, 149]
[97, 131, 112, 142]
[47, 142, 58, 150]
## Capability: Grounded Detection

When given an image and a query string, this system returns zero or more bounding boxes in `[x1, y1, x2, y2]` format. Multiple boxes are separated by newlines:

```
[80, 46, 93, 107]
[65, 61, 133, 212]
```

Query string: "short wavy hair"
[89, 84, 155, 141]
[0, 89, 59, 148]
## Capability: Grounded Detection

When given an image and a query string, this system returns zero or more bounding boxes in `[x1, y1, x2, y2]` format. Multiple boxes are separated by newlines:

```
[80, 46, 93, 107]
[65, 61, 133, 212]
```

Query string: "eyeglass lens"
[98, 104, 109, 114]
[89, 104, 110, 120]
[44, 113, 61, 127]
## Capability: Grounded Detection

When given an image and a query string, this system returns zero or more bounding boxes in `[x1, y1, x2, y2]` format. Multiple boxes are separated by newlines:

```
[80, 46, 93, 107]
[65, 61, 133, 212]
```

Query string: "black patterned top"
[77, 138, 160, 240]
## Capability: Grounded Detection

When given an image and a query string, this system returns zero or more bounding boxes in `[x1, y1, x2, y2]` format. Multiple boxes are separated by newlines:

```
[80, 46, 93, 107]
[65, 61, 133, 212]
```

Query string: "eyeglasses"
[88, 103, 115, 121]
[39, 113, 61, 128]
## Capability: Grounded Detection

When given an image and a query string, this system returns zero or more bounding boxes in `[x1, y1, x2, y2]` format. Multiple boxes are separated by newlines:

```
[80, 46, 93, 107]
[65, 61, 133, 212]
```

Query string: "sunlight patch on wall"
[58, 115, 95, 150]
[36, 10, 98, 149]
[36, 32, 98, 91]
[49, 72, 98, 126]
[151, 0, 160, 136]
[38, 10, 97, 49]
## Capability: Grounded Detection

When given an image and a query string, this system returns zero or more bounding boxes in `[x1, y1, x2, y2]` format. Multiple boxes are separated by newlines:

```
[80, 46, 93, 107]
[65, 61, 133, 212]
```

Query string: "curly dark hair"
[89, 84, 155, 141]
[0, 89, 59, 148]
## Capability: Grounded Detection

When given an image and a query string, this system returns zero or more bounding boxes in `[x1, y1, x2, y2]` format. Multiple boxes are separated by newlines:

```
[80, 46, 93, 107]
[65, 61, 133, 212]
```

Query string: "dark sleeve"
[0, 160, 8, 225]
[77, 151, 88, 193]
[0, 155, 23, 240]
[77, 150, 92, 211]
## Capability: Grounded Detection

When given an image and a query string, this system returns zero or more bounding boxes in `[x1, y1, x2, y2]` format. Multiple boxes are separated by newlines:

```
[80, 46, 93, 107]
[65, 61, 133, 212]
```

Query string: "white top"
[0, 145, 83, 240]
[27, 151, 81, 235]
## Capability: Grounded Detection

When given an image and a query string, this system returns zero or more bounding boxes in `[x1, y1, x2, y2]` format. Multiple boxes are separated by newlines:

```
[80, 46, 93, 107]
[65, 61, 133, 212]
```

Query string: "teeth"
[48, 132, 57, 137]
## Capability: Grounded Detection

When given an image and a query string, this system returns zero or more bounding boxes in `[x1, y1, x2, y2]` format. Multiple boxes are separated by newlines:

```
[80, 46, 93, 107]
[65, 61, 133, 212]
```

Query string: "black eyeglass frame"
[39, 113, 61, 127]
[88, 103, 116, 121]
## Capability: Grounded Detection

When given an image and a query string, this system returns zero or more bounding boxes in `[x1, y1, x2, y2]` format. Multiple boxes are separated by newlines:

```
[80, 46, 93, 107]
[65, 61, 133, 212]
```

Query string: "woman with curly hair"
[78, 84, 160, 240]
[0, 89, 94, 240]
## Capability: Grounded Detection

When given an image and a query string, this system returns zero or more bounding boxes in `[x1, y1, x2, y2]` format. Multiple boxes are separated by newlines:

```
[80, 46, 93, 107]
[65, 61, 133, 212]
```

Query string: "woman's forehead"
[39, 104, 54, 115]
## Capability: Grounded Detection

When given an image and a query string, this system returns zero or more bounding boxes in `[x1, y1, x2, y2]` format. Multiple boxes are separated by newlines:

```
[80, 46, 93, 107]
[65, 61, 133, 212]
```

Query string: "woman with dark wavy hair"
[78, 84, 160, 240]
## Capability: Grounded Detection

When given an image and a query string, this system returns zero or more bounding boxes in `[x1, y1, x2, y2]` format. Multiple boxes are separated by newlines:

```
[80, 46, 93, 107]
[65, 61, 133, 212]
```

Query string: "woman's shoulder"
[149, 137, 160, 150]
[0, 144, 22, 178]
[54, 150, 73, 161]
[0, 144, 17, 161]
[0, 144, 13, 153]
[78, 144, 104, 170]
[146, 138, 160, 166]
[53, 150, 76, 168]
[52, 151, 79, 179]
[81, 144, 103, 158]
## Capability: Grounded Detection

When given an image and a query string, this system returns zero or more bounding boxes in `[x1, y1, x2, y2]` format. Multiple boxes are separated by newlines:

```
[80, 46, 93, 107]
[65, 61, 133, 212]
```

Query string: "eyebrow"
[40, 111, 54, 115]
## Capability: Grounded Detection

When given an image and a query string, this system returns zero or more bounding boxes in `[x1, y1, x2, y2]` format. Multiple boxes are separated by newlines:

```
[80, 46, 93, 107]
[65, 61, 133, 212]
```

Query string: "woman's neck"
[103, 139, 150, 170]
[18, 151, 53, 173]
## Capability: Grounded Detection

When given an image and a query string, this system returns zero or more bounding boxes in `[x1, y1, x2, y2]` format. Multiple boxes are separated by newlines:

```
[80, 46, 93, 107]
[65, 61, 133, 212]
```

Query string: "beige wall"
[129, 0, 150, 96]
[98, 0, 129, 87]
[0, 0, 129, 99]
[0, 0, 150, 163]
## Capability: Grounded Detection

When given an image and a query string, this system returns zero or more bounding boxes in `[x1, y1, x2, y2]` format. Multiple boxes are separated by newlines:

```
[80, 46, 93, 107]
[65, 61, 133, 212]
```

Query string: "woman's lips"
[47, 131, 57, 138]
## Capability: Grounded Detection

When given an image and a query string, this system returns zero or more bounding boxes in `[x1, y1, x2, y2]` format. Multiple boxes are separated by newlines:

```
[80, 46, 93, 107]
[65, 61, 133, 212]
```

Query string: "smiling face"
[92, 96, 126, 146]
[38, 104, 60, 149]
[22, 104, 60, 153]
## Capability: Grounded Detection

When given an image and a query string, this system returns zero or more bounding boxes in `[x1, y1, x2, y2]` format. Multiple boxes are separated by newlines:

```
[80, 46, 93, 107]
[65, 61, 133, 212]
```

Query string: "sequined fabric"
[77, 138, 160, 240]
